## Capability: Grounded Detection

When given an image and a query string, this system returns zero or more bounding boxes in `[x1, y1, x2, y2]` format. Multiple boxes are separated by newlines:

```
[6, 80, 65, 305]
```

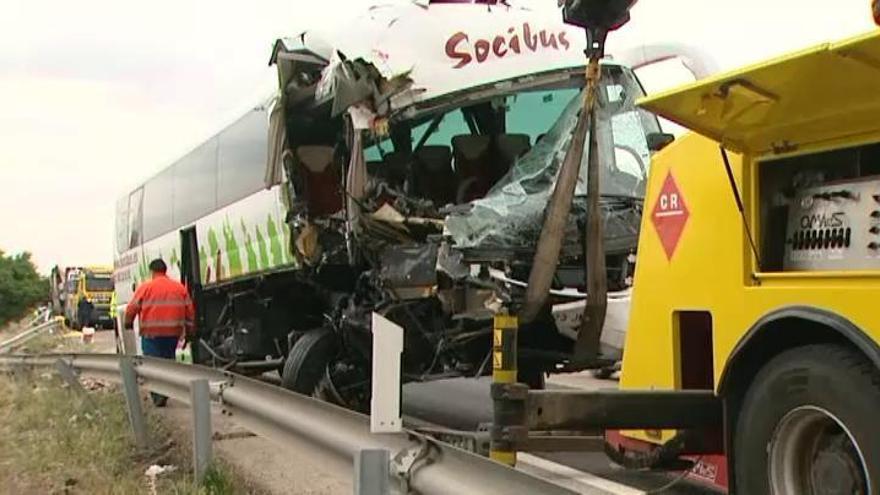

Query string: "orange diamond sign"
[651, 172, 689, 259]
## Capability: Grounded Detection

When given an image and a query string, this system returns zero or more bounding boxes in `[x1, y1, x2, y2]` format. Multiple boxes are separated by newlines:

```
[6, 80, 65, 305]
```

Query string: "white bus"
[115, 1, 701, 409]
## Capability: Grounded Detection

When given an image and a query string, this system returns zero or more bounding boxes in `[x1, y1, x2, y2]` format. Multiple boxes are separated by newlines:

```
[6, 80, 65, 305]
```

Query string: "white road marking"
[517, 453, 645, 495]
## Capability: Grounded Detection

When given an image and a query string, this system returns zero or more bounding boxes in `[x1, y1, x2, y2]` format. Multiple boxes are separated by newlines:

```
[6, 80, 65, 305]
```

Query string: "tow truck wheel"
[281, 327, 338, 396]
[734, 344, 880, 494]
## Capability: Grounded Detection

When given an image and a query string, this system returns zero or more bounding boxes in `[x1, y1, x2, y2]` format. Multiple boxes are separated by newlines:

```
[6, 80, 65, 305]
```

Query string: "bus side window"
[115, 196, 129, 254]
[128, 187, 143, 249]
[218, 110, 267, 207]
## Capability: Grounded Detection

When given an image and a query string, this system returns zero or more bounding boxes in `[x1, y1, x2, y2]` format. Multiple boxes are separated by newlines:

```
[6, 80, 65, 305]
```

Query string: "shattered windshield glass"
[446, 66, 658, 249]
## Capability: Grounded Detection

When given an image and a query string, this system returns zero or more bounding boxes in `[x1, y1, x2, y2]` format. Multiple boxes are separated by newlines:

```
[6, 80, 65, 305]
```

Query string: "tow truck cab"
[64, 266, 115, 330]
[618, 30, 880, 492]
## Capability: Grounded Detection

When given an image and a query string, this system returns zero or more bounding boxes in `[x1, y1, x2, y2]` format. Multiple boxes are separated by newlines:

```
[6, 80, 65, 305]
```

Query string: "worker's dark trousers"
[141, 336, 179, 406]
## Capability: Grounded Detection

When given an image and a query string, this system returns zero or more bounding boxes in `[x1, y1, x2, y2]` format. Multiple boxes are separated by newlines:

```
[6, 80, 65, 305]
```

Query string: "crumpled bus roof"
[270, 1, 589, 115]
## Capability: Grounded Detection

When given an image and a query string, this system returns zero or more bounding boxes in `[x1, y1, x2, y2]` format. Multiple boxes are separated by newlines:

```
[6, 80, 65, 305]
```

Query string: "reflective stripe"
[140, 319, 188, 328]
[139, 299, 190, 308]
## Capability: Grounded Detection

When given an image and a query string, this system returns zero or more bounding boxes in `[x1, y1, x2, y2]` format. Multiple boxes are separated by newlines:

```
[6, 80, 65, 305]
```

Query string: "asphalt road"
[402, 376, 718, 495]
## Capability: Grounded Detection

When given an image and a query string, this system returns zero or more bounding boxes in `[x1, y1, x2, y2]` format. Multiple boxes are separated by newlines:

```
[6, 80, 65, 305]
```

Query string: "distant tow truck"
[490, 2, 880, 493]
[61, 266, 115, 330]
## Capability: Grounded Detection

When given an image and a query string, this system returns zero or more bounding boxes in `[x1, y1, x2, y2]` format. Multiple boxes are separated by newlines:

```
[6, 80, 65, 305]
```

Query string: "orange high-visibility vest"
[125, 274, 195, 338]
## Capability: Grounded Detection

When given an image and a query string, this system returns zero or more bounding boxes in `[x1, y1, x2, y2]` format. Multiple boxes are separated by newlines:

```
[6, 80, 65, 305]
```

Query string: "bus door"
[116, 186, 145, 354]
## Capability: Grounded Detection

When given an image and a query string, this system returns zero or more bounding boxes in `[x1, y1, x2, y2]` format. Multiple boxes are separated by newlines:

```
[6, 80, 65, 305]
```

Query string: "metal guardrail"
[0, 317, 61, 353]
[0, 353, 576, 495]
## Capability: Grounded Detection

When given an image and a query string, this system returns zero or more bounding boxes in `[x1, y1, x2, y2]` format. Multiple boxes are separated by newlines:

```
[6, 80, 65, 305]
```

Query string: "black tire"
[519, 368, 546, 390]
[281, 328, 338, 395]
[591, 368, 614, 380]
[734, 344, 880, 494]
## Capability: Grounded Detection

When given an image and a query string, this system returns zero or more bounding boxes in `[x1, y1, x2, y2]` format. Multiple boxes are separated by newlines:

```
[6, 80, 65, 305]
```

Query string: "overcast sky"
[0, 0, 874, 272]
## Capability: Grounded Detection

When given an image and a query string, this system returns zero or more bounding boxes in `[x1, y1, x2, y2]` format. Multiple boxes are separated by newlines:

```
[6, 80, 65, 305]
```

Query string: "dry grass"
[0, 369, 247, 494]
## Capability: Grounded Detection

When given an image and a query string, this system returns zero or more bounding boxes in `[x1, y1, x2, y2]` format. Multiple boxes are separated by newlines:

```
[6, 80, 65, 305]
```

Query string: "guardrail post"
[490, 314, 525, 466]
[354, 449, 389, 495]
[190, 378, 213, 486]
[54, 359, 85, 394]
[119, 357, 148, 450]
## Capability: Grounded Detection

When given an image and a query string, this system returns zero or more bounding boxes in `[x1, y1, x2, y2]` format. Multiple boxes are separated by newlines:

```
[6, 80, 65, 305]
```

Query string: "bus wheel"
[281, 327, 338, 396]
[734, 344, 880, 494]
[519, 368, 546, 390]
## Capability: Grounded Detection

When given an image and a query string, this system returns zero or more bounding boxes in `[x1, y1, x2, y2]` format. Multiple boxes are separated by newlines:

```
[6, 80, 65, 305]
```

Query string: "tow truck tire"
[281, 327, 338, 396]
[734, 344, 880, 495]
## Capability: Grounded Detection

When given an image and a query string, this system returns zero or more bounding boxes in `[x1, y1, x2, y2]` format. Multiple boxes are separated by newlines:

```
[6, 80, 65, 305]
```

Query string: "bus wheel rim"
[768, 405, 869, 495]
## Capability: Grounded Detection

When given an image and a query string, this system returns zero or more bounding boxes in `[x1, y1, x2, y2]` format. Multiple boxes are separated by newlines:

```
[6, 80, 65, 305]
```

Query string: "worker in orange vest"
[124, 258, 195, 407]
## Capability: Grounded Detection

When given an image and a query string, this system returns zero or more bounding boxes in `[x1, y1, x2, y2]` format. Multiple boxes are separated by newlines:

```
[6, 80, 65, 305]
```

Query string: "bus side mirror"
[647, 132, 675, 152]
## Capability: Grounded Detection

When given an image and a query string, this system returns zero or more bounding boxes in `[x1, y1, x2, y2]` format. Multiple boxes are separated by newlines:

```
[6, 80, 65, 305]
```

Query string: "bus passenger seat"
[296, 145, 343, 216]
[452, 135, 491, 202]
[379, 151, 410, 189]
[412, 145, 455, 206]
[496, 134, 531, 169]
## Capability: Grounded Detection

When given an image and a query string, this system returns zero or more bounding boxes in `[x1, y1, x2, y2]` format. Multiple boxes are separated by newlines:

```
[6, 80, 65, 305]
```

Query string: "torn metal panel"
[379, 244, 439, 299]
[265, 97, 287, 189]
[436, 243, 469, 281]
[270, 34, 333, 98]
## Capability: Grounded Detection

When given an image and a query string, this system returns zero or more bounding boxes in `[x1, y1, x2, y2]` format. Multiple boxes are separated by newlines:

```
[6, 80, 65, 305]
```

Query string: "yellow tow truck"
[491, 13, 880, 494]
[63, 266, 115, 330]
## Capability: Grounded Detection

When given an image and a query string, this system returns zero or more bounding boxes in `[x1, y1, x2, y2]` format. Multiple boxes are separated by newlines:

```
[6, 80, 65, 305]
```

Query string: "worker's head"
[148, 258, 167, 277]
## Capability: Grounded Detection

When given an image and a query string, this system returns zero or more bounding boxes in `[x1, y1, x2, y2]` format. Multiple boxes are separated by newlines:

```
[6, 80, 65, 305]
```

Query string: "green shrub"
[0, 250, 48, 328]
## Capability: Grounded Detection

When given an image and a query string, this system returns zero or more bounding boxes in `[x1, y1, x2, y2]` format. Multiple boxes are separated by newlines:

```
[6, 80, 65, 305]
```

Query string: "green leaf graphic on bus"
[207, 227, 220, 280]
[169, 247, 179, 272]
[223, 218, 242, 277]
[198, 244, 208, 284]
[281, 220, 292, 264]
[241, 219, 258, 273]
[255, 222, 269, 270]
[267, 215, 283, 267]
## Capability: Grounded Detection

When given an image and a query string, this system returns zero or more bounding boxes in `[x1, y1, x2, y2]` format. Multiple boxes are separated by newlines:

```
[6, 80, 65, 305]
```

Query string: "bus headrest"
[452, 135, 490, 161]
[496, 134, 531, 161]
[296, 145, 335, 173]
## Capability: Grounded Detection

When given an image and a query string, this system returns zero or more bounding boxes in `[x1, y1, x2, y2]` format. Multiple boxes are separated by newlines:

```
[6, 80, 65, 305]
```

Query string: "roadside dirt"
[87, 331, 350, 494]
[161, 402, 350, 495]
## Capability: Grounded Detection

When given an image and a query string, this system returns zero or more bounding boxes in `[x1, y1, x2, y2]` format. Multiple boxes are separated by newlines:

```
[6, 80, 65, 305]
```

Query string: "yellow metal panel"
[638, 31, 880, 155]
[622, 28, 880, 447]
[620, 130, 880, 445]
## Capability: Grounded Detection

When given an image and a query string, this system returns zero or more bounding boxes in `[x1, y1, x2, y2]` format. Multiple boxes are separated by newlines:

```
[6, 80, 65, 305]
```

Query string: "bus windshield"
[85, 275, 114, 292]
[445, 65, 659, 249]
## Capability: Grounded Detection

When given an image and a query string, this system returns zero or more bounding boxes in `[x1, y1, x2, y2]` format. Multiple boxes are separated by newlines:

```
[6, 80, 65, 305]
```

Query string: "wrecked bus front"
[258, 0, 665, 409]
